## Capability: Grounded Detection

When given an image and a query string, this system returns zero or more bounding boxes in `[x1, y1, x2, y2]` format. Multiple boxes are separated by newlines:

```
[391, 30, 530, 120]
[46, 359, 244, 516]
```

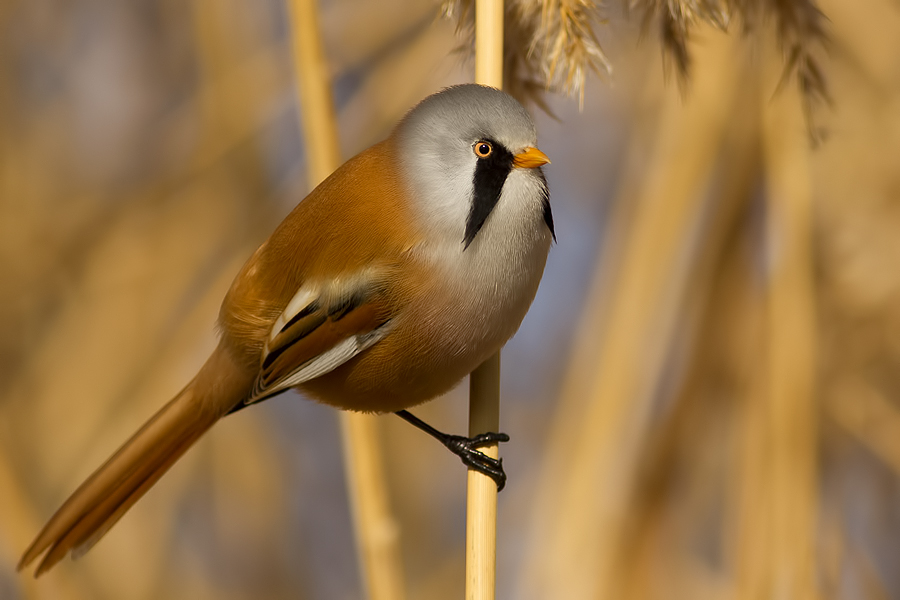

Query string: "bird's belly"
[300, 231, 551, 413]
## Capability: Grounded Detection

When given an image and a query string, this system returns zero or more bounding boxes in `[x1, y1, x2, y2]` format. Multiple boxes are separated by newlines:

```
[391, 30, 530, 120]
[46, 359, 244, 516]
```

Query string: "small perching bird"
[19, 84, 554, 576]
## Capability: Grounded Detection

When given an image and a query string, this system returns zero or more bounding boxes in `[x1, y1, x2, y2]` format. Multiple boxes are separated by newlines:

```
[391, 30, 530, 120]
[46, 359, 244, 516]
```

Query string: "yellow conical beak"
[512, 147, 551, 169]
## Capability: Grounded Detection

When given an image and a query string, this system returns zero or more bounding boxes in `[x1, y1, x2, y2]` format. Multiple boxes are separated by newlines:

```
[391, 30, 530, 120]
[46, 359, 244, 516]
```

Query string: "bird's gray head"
[394, 84, 552, 248]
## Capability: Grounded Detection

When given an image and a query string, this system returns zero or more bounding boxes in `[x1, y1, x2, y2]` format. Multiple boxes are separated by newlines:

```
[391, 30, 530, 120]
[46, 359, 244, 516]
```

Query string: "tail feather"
[18, 382, 220, 576]
[71, 428, 204, 561]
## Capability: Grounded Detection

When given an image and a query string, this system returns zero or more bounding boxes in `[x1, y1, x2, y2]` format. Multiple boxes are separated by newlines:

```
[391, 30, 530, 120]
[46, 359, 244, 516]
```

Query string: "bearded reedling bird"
[19, 83, 554, 576]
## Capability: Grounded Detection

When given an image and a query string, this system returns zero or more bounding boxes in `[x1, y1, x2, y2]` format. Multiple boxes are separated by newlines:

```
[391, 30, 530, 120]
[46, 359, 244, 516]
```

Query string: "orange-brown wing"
[218, 139, 420, 359]
[246, 279, 394, 403]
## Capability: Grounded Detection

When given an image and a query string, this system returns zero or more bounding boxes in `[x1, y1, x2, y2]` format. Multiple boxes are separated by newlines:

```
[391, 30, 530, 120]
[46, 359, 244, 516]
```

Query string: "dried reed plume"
[443, 0, 611, 106]
[444, 0, 829, 129]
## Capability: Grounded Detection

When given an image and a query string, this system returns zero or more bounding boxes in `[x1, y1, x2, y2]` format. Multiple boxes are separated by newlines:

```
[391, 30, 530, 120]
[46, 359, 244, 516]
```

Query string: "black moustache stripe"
[536, 169, 555, 241]
[464, 139, 514, 248]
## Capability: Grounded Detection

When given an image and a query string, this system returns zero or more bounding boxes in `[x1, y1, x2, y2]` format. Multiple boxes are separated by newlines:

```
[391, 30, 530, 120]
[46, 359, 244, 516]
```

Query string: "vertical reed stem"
[475, 0, 504, 87]
[736, 35, 819, 600]
[287, 2, 406, 599]
[467, 351, 501, 600]
[288, 0, 339, 185]
[467, 2, 504, 599]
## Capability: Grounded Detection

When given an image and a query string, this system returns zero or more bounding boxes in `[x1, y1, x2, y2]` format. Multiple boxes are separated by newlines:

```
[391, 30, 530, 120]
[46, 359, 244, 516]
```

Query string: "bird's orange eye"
[474, 141, 493, 158]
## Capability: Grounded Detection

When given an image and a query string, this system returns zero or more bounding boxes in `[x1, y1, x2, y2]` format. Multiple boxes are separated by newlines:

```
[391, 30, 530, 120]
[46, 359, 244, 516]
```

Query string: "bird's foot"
[440, 432, 510, 491]
[394, 410, 510, 491]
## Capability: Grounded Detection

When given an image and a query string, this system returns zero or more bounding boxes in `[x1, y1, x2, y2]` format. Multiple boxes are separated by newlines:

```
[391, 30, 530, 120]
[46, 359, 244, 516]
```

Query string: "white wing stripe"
[258, 322, 394, 398]
[269, 287, 317, 342]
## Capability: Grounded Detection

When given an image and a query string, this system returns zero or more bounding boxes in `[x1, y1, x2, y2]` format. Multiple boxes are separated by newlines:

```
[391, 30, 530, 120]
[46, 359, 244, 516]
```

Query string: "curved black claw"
[394, 410, 509, 492]
[441, 433, 509, 492]
[394, 410, 511, 491]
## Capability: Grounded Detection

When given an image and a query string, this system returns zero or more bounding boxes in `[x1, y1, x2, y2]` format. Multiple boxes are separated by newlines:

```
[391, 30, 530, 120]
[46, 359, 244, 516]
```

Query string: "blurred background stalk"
[520, 27, 743, 600]
[287, 1, 407, 599]
[734, 35, 819, 600]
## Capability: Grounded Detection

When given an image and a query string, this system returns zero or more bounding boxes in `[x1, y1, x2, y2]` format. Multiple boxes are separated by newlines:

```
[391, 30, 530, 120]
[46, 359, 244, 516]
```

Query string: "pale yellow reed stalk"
[735, 33, 819, 600]
[519, 28, 743, 600]
[466, 2, 504, 599]
[286, 0, 340, 184]
[466, 352, 501, 600]
[286, 2, 406, 599]
[475, 0, 504, 87]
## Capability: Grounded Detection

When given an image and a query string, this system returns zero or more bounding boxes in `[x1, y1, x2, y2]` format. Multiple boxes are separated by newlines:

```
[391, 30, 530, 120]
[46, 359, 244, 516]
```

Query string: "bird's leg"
[394, 410, 510, 491]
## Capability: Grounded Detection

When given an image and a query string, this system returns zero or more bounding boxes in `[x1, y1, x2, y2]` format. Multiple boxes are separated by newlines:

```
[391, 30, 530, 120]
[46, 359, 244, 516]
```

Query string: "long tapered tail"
[18, 345, 251, 577]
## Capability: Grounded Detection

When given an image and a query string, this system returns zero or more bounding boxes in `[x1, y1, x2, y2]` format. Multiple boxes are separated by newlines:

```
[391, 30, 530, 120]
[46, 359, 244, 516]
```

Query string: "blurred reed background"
[1, 0, 900, 599]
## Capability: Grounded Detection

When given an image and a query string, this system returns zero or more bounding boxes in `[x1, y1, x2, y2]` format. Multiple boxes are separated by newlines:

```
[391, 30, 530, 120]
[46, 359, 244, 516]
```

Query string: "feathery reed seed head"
[443, 0, 829, 134]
